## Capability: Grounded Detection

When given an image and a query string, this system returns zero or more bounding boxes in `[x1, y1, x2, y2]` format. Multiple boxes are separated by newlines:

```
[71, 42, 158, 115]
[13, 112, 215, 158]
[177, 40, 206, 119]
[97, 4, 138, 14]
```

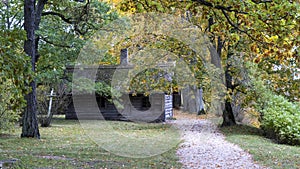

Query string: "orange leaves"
[250, 44, 259, 53]
[253, 58, 261, 63]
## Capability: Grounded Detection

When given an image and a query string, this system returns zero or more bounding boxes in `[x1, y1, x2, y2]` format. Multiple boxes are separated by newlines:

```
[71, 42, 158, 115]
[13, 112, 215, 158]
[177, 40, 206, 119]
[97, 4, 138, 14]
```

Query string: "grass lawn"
[0, 116, 181, 169]
[220, 125, 300, 169]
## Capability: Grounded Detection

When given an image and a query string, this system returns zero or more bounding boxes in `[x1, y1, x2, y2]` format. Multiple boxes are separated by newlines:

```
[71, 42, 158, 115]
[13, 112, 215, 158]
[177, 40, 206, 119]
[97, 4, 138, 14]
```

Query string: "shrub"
[243, 62, 300, 145]
[260, 94, 300, 145]
[0, 29, 31, 132]
[0, 80, 25, 133]
[0, 106, 20, 133]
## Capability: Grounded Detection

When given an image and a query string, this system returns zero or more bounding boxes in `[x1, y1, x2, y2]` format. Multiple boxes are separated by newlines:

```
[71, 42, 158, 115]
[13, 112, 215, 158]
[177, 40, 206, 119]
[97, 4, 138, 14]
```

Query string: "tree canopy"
[112, 0, 299, 100]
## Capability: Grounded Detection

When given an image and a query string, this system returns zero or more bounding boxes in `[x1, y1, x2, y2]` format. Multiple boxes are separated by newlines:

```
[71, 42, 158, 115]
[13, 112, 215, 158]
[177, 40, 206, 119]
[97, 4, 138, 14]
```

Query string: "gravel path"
[170, 116, 269, 169]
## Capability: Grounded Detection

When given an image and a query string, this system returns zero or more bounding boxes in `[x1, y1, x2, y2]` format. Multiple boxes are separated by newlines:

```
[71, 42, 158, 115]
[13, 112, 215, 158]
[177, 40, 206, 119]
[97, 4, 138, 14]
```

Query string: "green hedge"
[261, 94, 300, 145]
[243, 62, 300, 145]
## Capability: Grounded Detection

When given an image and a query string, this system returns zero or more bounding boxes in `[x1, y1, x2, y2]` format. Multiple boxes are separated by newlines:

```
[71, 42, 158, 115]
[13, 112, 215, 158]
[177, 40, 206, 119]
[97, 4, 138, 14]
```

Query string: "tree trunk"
[181, 85, 204, 114]
[34, 0, 48, 62]
[198, 88, 205, 115]
[21, 0, 40, 138]
[222, 99, 236, 126]
[209, 33, 236, 126]
[208, 36, 224, 116]
[221, 51, 236, 127]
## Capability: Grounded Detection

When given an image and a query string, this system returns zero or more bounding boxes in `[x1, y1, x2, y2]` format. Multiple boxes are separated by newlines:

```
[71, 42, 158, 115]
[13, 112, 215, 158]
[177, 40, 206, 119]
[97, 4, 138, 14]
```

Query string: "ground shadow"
[219, 124, 264, 137]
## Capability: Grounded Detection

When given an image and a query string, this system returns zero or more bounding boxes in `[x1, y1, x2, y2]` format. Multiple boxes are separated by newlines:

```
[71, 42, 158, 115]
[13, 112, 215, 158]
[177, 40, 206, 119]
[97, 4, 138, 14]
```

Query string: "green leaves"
[0, 1, 120, 132]
[35, 1, 120, 110]
[241, 62, 300, 145]
[260, 94, 300, 145]
[129, 68, 172, 94]
[0, 29, 31, 133]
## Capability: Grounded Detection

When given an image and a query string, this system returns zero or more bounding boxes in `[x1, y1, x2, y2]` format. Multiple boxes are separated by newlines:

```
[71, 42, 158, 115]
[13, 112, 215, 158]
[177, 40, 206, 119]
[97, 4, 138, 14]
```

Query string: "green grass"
[220, 125, 300, 169]
[0, 116, 181, 169]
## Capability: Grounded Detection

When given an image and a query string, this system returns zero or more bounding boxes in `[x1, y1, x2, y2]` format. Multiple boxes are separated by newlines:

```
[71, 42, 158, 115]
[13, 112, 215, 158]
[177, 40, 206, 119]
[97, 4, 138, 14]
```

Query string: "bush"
[0, 106, 20, 133]
[243, 62, 300, 145]
[0, 29, 31, 132]
[0, 80, 25, 133]
[260, 94, 300, 145]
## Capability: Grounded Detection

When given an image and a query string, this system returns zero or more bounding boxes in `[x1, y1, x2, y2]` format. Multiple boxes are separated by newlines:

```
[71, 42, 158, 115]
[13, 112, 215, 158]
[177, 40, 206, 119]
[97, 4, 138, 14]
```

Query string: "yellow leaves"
[144, 91, 150, 96]
[286, 51, 293, 58]
[108, 0, 136, 16]
[98, 61, 112, 65]
[251, 39, 294, 64]
[230, 33, 240, 42]
[105, 0, 123, 4]
[265, 35, 279, 43]
[172, 86, 179, 93]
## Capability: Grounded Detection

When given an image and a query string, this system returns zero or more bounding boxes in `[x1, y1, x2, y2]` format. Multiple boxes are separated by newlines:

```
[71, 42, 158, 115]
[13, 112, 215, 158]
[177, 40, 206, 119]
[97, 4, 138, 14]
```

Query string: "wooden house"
[65, 49, 174, 122]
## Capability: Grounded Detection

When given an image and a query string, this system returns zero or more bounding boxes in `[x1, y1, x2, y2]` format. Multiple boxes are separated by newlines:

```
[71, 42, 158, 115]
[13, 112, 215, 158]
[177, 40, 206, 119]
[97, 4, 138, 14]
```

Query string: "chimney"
[120, 48, 128, 65]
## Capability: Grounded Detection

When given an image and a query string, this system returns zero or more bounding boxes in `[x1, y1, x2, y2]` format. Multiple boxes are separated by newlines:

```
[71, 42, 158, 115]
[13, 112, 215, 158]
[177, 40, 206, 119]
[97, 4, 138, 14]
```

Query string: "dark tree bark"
[21, 0, 88, 137]
[22, 0, 40, 138]
[221, 50, 236, 127]
[209, 32, 236, 126]
[222, 100, 236, 126]
[34, 0, 48, 62]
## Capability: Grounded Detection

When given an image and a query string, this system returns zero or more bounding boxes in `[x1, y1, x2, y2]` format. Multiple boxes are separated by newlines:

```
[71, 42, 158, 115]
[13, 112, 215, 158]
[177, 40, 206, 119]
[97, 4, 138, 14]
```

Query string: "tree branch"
[192, 0, 248, 14]
[251, 0, 272, 4]
[42, 0, 91, 35]
[42, 11, 75, 24]
[191, 0, 275, 45]
[40, 36, 73, 48]
[35, 0, 48, 30]
[221, 9, 265, 44]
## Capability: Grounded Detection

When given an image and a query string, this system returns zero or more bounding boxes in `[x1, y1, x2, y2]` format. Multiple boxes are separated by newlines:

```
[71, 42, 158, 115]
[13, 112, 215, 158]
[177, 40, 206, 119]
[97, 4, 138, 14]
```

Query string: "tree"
[21, 0, 46, 138]
[21, 0, 118, 136]
[0, 0, 32, 133]
[110, 0, 299, 126]
[190, 0, 299, 126]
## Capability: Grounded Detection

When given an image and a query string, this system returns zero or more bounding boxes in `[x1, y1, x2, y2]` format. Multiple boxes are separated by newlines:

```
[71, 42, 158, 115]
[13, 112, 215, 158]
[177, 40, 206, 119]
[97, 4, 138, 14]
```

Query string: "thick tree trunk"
[181, 86, 197, 113]
[181, 85, 204, 114]
[208, 35, 225, 116]
[21, 0, 40, 138]
[209, 33, 236, 126]
[222, 99, 236, 126]
[221, 52, 236, 127]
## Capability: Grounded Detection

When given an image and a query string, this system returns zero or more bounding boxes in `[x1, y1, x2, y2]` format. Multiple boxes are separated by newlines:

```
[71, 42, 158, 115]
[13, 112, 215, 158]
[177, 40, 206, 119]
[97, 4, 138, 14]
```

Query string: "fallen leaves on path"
[170, 113, 269, 169]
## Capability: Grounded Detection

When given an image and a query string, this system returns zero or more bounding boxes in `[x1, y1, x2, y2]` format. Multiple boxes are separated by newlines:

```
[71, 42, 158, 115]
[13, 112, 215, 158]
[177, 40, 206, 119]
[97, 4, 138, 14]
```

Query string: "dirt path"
[170, 114, 269, 169]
